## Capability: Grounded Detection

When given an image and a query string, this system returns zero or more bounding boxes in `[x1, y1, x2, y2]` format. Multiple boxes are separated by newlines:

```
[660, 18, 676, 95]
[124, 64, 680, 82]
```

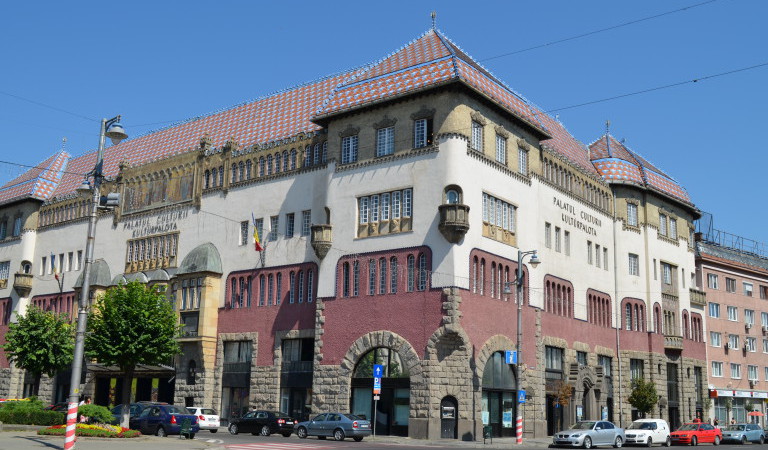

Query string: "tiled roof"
[0, 151, 69, 204]
[537, 113, 598, 176]
[588, 134, 692, 204]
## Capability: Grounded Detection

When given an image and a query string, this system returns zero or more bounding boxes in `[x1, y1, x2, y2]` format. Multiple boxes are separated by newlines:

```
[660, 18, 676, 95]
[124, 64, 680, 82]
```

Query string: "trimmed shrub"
[0, 407, 65, 425]
[77, 404, 114, 424]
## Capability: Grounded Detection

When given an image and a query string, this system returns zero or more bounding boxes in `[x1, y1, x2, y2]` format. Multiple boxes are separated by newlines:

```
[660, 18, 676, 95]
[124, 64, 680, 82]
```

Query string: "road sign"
[373, 395, 380, 400]
[505, 350, 517, 364]
[518, 390, 526, 404]
[373, 364, 383, 394]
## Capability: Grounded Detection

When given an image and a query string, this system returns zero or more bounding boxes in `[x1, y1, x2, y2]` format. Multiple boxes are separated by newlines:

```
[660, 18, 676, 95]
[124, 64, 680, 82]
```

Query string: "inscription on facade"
[553, 196, 601, 236]
[123, 208, 190, 238]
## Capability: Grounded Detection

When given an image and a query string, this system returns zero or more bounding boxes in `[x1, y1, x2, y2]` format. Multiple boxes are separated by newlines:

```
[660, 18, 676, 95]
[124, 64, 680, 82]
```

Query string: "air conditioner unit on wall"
[727, 342, 737, 350]
[763, 325, 768, 333]
[746, 322, 753, 330]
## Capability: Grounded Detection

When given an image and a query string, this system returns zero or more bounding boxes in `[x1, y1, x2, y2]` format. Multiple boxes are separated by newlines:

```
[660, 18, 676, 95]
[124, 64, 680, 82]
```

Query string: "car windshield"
[571, 422, 596, 430]
[344, 414, 364, 421]
[166, 406, 187, 414]
[725, 425, 746, 431]
[628, 422, 654, 430]
[200, 408, 216, 415]
[677, 424, 699, 431]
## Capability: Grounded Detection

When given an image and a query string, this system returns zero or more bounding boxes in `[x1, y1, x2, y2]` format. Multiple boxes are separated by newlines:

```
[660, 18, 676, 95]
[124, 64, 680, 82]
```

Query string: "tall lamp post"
[504, 249, 540, 445]
[64, 116, 127, 450]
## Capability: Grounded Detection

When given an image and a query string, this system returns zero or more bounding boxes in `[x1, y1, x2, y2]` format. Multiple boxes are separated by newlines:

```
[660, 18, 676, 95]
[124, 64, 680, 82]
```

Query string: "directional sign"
[505, 350, 517, 365]
[518, 390, 526, 404]
[373, 364, 383, 394]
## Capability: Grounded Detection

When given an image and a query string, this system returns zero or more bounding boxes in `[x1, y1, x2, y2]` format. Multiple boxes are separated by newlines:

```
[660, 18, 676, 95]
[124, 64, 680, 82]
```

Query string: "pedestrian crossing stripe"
[225, 444, 335, 450]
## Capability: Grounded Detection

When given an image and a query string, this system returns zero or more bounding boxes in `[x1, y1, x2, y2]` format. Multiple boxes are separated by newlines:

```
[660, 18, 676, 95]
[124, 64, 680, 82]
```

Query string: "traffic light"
[99, 193, 120, 209]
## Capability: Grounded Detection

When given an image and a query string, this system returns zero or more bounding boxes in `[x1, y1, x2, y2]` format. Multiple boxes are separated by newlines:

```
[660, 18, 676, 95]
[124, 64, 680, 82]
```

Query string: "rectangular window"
[545, 223, 552, 248]
[545, 346, 563, 371]
[627, 203, 638, 227]
[744, 282, 754, 297]
[49, 255, 56, 274]
[603, 248, 609, 271]
[240, 221, 249, 246]
[726, 277, 736, 293]
[598, 355, 612, 376]
[707, 274, 719, 289]
[370, 195, 380, 222]
[587, 241, 593, 265]
[413, 118, 432, 148]
[471, 121, 483, 151]
[381, 193, 390, 220]
[518, 147, 528, 176]
[0, 221, 6, 239]
[708, 302, 720, 318]
[659, 213, 668, 236]
[0, 261, 9, 282]
[341, 135, 358, 164]
[555, 227, 561, 253]
[670, 218, 678, 239]
[269, 216, 279, 241]
[301, 210, 311, 236]
[763, 339, 768, 353]
[629, 254, 640, 276]
[747, 337, 757, 352]
[711, 361, 723, 377]
[595, 244, 601, 269]
[662, 263, 672, 284]
[482, 193, 517, 233]
[495, 134, 506, 164]
[403, 189, 412, 217]
[564, 231, 571, 256]
[576, 351, 587, 366]
[359, 197, 369, 224]
[710, 331, 721, 347]
[76, 250, 82, 270]
[285, 213, 295, 238]
[761, 286, 768, 300]
[731, 363, 741, 379]
[745, 309, 755, 325]
[376, 126, 395, 157]
[727, 306, 738, 321]
[67, 252, 73, 272]
[630, 358, 644, 380]
[762, 312, 768, 327]
[12, 217, 22, 236]
[729, 334, 740, 349]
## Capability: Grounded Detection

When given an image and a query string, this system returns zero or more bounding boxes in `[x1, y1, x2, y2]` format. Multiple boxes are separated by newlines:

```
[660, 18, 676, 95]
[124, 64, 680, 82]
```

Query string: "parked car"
[552, 420, 626, 448]
[625, 418, 671, 447]
[669, 423, 721, 446]
[187, 407, 220, 433]
[721, 423, 764, 444]
[111, 402, 163, 424]
[228, 410, 296, 437]
[130, 404, 199, 438]
[294, 413, 372, 441]
[45, 402, 69, 412]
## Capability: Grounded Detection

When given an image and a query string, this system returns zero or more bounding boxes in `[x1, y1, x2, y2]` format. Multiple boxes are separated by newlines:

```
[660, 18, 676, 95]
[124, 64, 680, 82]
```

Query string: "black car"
[228, 410, 296, 437]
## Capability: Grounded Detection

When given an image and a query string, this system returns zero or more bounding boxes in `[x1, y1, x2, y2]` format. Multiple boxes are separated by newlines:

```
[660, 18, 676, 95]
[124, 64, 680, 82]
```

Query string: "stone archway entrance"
[570, 365, 602, 422]
[350, 347, 410, 436]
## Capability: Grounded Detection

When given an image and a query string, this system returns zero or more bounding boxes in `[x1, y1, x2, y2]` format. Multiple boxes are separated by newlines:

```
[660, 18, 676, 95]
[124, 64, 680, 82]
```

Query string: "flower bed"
[38, 423, 140, 438]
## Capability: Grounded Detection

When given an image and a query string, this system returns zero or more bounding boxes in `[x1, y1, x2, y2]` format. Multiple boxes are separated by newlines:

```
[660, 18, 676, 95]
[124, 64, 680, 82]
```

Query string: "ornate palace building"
[0, 27, 710, 439]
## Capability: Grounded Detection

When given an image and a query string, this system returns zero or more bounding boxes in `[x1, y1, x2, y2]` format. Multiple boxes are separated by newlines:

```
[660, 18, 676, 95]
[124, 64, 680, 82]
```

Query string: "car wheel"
[713, 436, 720, 446]
[353, 436, 364, 442]
[665, 436, 672, 447]
[156, 426, 166, 437]
[210, 429, 218, 433]
[261, 425, 271, 436]
[614, 436, 623, 448]
[297, 427, 308, 439]
[282, 432, 292, 438]
[759, 436, 764, 445]
[690, 436, 697, 446]
[741, 436, 747, 445]
[334, 429, 345, 441]
[188, 433, 195, 440]
[647, 437, 654, 447]
[229, 424, 239, 435]
[584, 436, 593, 449]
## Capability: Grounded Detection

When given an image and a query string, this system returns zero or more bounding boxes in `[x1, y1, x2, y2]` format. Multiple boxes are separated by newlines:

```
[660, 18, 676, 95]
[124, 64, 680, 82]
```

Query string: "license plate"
[286, 421, 293, 425]
[360, 424, 369, 428]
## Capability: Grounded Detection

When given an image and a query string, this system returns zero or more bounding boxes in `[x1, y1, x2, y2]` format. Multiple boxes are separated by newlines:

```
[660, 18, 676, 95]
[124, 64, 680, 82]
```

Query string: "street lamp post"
[64, 116, 127, 450]
[505, 249, 540, 445]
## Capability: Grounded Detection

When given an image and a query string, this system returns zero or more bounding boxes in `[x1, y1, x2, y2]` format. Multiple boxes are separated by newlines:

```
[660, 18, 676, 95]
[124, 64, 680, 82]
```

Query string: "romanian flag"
[251, 214, 263, 252]
[51, 253, 59, 281]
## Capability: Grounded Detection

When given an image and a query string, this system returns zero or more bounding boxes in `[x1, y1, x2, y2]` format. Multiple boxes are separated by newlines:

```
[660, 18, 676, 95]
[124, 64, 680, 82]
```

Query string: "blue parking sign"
[518, 390, 526, 403]
[505, 350, 517, 364]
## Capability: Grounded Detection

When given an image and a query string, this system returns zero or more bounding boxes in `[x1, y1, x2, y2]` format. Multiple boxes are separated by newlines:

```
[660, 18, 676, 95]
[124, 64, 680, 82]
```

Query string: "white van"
[624, 418, 671, 447]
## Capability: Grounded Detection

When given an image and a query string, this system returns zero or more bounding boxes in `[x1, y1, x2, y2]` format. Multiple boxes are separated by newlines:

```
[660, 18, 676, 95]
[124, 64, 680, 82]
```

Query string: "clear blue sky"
[1, 1, 765, 244]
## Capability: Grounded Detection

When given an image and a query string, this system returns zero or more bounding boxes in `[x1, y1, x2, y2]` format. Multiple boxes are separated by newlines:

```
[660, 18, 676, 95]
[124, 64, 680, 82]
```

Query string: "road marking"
[225, 444, 336, 450]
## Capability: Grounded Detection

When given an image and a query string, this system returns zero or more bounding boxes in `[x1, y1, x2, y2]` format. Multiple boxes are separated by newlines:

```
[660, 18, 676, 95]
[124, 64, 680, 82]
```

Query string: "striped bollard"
[516, 414, 523, 444]
[64, 401, 79, 450]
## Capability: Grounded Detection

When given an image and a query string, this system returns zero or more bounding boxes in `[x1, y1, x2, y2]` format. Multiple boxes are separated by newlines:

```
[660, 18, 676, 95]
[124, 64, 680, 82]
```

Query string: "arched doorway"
[440, 396, 458, 439]
[350, 347, 410, 436]
[482, 351, 517, 437]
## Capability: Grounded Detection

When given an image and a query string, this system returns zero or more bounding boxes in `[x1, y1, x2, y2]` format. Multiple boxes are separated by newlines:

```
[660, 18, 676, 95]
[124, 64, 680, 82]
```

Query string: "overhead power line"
[480, 0, 721, 62]
[0, 89, 96, 122]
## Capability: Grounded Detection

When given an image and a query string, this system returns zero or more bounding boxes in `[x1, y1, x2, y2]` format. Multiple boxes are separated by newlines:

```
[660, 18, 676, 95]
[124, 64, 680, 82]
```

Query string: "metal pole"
[64, 118, 107, 450]
[515, 250, 523, 445]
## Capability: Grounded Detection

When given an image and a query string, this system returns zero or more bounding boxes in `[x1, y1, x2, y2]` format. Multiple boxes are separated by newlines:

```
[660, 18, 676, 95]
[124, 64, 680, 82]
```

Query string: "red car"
[670, 423, 722, 446]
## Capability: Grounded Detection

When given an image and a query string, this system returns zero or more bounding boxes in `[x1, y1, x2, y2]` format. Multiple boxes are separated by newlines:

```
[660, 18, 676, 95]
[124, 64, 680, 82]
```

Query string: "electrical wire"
[0, 89, 96, 122]
[479, 0, 721, 62]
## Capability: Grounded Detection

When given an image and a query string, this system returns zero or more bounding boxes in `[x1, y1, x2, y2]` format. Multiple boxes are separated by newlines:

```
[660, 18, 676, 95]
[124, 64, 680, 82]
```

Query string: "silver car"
[553, 420, 626, 448]
[721, 423, 764, 444]
[294, 413, 372, 441]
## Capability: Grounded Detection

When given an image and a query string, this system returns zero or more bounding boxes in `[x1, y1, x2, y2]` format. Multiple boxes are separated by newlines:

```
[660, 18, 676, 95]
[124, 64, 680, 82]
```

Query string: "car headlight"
[571, 434, 582, 438]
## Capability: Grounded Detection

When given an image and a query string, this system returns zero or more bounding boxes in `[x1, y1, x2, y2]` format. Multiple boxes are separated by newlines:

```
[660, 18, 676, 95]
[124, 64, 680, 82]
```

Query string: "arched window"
[298, 270, 305, 302]
[353, 347, 409, 378]
[353, 261, 360, 296]
[246, 276, 252, 307]
[306, 269, 314, 303]
[259, 157, 265, 176]
[239, 277, 245, 308]
[276, 273, 282, 305]
[290, 149, 297, 170]
[480, 259, 485, 295]
[368, 259, 376, 295]
[268, 274, 274, 305]
[259, 275, 265, 306]
[231, 278, 237, 308]
[304, 146, 311, 166]
[211, 168, 218, 187]
[246, 160, 252, 179]
[289, 271, 296, 303]
[490, 262, 496, 298]
[232, 163, 238, 182]
[313, 144, 320, 165]
[275, 153, 281, 174]
[238, 161, 245, 181]
[379, 257, 387, 294]
[282, 151, 289, 172]
[322, 141, 328, 163]
[390, 257, 398, 293]
[267, 155, 273, 175]
[407, 255, 416, 292]
[472, 256, 478, 294]
[218, 166, 224, 186]
[625, 304, 632, 330]
[634, 304, 640, 331]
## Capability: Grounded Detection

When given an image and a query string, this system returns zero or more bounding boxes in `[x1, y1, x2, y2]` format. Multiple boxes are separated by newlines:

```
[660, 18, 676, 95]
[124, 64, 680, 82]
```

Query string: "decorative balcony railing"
[664, 335, 683, 350]
[689, 288, 707, 307]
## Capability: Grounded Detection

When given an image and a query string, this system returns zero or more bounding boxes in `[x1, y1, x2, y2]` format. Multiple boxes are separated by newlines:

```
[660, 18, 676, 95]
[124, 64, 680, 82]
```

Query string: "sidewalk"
[364, 434, 554, 448]
[0, 430, 211, 450]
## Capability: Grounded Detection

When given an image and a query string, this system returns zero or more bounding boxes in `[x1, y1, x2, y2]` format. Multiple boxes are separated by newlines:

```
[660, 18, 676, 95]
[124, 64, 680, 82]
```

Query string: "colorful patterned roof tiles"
[536, 113, 597, 176]
[0, 151, 70, 204]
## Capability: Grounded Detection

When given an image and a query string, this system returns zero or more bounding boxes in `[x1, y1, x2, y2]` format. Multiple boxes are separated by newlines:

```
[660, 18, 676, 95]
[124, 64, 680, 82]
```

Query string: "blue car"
[130, 404, 200, 438]
[721, 423, 764, 444]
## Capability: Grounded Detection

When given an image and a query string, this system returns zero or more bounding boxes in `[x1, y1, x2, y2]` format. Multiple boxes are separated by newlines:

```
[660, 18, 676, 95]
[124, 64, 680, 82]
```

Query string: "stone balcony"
[689, 288, 707, 307]
[438, 203, 470, 243]
[664, 334, 683, 350]
[310, 224, 332, 260]
[13, 272, 33, 297]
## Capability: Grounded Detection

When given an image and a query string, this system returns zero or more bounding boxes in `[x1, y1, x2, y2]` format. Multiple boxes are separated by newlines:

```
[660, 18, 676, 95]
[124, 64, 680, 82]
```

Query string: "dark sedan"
[228, 410, 296, 437]
[130, 404, 199, 438]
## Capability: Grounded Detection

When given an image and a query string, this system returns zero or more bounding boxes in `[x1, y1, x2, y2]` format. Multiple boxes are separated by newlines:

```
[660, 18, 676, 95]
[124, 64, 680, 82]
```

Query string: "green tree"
[85, 281, 180, 427]
[2, 306, 74, 395]
[628, 378, 658, 418]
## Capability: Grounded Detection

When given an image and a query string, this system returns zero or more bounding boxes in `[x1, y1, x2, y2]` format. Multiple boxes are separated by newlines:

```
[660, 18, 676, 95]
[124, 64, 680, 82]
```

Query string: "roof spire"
[605, 120, 611, 136]
[431, 11, 437, 30]
[605, 120, 611, 156]
[60, 137, 67, 152]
